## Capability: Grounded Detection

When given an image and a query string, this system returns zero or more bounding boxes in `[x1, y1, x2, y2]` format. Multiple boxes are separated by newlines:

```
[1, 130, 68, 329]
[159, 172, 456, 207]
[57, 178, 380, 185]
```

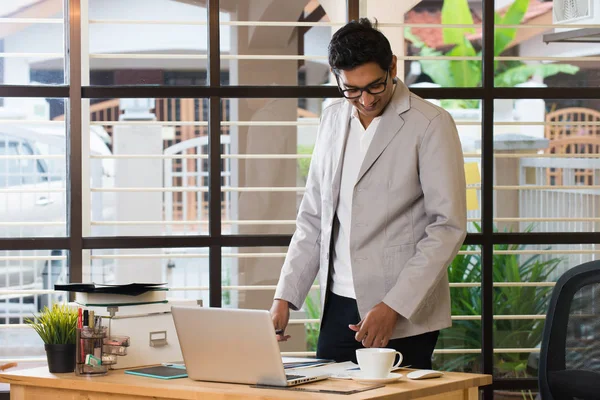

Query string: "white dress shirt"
[330, 107, 382, 299]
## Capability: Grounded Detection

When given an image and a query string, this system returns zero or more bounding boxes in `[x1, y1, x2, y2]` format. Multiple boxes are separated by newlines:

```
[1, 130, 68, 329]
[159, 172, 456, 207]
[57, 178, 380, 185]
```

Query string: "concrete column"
[113, 100, 163, 283]
[514, 81, 547, 139]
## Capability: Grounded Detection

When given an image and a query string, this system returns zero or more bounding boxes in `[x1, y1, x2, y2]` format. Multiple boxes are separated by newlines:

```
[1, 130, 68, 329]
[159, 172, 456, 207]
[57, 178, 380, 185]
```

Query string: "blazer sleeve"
[273, 117, 325, 310]
[382, 110, 467, 320]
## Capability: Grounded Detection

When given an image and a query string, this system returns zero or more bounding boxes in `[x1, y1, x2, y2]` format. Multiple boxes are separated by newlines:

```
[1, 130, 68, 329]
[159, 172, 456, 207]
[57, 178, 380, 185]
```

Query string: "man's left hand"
[349, 302, 399, 348]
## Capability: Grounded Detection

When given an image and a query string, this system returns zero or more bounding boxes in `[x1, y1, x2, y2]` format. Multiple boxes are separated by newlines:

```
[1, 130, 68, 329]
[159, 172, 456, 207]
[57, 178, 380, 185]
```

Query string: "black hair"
[328, 18, 393, 74]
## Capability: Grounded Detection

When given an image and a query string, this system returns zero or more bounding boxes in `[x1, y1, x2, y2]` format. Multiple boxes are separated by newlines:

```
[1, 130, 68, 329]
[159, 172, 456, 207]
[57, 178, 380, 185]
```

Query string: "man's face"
[335, 58, 397, 120]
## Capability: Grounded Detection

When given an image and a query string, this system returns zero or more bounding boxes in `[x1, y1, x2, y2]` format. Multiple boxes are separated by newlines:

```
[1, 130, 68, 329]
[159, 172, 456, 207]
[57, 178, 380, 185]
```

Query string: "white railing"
[518, 157, 600, 279]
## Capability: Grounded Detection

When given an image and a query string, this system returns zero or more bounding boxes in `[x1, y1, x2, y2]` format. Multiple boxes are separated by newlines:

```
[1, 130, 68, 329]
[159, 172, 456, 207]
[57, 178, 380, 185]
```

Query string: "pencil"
[89, 311, 95, 329]
[0, 362, 17, 371]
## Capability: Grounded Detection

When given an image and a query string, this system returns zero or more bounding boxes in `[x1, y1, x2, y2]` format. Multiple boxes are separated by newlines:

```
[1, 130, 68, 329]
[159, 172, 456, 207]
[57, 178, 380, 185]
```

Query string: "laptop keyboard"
[286, 374, 305, 380]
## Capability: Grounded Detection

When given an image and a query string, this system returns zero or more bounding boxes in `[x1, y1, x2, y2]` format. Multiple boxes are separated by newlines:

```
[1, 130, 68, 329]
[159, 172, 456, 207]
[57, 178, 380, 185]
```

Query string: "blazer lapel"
[331, 102, 352, 206]
[355, 82, 411, 185]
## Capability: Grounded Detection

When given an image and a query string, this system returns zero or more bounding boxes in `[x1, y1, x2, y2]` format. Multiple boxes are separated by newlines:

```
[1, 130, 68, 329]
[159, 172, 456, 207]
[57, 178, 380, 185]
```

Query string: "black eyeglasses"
[335, 70, 389, 99]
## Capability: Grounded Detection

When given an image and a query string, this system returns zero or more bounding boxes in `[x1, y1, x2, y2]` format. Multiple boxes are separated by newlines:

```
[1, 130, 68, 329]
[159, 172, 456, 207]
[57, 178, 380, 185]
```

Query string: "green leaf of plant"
[443, 222, 564, 376]
[447, 37, 481, 87]
[441, 0, 475, 45]
[420, 49, 456, 87]
[404, 27, 426, 49]
[405, 27, 458, 88]
[297, 145, 313, 182]
[495, 0, 530, 56]
[25, 303, 78, 345]
[494, 63, 580, 87]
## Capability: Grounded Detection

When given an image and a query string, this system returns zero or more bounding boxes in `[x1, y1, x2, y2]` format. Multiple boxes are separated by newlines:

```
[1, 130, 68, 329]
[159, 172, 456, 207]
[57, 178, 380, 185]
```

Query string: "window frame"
[2, 1, 600, 399]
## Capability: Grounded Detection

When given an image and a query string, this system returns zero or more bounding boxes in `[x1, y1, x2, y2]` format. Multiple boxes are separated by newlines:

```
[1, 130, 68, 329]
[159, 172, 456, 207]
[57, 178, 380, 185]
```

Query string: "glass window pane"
[0, 249, 69, 366]
[496, 2, 600, 89]
[86, 98, 209, 236]
[221, 97, 323, 235]
[493, 98, 600, 233]
[0, 98, 67, 238]
[0, 0, 65, 85]
[224, 97, 481, 234]
[86, 247, 208, 304]
[221, 1, 342, 86]
[360, 1, 483, 88]
[491, 246, 584, 379]
[494, 390, 538, 399]
[436, 247, 482, 373]
[88, 0, 208, 85]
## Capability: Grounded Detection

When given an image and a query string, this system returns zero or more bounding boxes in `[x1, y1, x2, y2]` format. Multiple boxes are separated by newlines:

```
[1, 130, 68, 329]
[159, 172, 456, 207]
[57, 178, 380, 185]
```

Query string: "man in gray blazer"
[270, 18, 467, 368]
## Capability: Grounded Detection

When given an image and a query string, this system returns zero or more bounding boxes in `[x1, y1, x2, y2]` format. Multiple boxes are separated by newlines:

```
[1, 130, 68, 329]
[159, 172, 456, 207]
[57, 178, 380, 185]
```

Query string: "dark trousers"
[316, 291, 439, 369]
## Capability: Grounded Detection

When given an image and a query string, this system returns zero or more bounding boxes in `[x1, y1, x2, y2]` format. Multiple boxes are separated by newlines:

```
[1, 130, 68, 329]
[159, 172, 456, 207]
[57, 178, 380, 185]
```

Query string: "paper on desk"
[286, 361, 357, 378]
[288, 361, 409, 380]
[281, 357, 318, 364]
[281, 356, 335, 370]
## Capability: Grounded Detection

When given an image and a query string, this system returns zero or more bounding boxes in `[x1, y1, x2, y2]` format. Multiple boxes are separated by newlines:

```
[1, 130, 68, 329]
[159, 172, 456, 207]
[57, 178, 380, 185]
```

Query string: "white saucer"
[351, 372, 403, 384]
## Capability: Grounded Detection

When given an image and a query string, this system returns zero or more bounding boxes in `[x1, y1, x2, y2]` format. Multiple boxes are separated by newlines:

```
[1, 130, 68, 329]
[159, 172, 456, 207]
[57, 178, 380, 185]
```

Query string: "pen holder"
[76, 326, 108, 376]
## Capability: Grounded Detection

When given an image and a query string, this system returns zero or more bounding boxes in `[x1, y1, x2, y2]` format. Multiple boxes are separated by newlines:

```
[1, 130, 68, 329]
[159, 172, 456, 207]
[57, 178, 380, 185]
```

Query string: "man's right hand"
[270, 299, 291, 342]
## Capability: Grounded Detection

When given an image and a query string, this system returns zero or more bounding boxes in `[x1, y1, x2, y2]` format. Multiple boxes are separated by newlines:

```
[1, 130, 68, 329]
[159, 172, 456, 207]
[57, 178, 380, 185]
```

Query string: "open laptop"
[171, 306, 330, 386]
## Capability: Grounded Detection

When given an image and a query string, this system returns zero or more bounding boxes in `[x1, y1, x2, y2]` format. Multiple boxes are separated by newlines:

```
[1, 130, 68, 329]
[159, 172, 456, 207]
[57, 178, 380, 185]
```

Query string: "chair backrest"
[545, 107, 600, 141]
[546, 136, 600, 186]
[539, 260, 600, 400]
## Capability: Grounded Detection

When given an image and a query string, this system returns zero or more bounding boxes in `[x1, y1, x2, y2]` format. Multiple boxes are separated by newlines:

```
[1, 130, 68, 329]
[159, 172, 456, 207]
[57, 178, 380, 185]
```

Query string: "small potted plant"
[25, 304, 78, 373]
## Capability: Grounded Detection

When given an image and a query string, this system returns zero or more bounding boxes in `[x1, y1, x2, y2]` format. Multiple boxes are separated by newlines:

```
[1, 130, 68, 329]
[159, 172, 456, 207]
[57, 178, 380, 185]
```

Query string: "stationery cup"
[76, 326, 108, 376]
[356, 348, 403, 379]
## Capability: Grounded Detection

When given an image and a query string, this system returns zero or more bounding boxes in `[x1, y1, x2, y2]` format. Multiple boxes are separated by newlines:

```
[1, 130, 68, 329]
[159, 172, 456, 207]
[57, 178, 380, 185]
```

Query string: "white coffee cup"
[356, 348, 403, 379]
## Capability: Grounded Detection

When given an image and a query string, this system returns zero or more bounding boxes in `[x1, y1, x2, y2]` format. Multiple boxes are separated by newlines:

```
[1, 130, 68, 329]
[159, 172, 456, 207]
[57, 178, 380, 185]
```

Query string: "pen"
[77, 308, 85, 363]
[161, 363, 186, 370]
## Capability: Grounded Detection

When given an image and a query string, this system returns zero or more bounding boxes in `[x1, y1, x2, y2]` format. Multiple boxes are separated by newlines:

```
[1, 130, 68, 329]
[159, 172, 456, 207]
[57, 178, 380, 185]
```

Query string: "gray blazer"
[274, 81, 467, 339]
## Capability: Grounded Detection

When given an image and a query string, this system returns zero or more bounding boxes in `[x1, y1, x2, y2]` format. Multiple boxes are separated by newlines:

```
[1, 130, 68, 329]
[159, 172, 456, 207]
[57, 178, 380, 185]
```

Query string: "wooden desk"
[1, 367, 491, 400]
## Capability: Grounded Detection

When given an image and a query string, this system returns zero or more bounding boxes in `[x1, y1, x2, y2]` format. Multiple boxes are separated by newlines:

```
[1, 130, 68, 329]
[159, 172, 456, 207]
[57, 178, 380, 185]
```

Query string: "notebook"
[124, 365, 188, 380]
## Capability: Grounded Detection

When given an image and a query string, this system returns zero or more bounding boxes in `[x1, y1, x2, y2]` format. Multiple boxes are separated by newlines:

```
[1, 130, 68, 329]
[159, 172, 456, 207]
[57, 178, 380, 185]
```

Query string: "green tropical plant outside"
[297, 145, 313, 184]
[406, 0, 579, 109]
[25, 304, 78, 345]
[222, 266, 231, 306]
[304, 290, 321, 352]
[437, 223, 562, 378]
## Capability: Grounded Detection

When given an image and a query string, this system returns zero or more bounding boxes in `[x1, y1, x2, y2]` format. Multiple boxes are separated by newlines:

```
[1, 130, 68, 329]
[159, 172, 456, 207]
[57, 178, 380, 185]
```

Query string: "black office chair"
[539, 260, 600, 400]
